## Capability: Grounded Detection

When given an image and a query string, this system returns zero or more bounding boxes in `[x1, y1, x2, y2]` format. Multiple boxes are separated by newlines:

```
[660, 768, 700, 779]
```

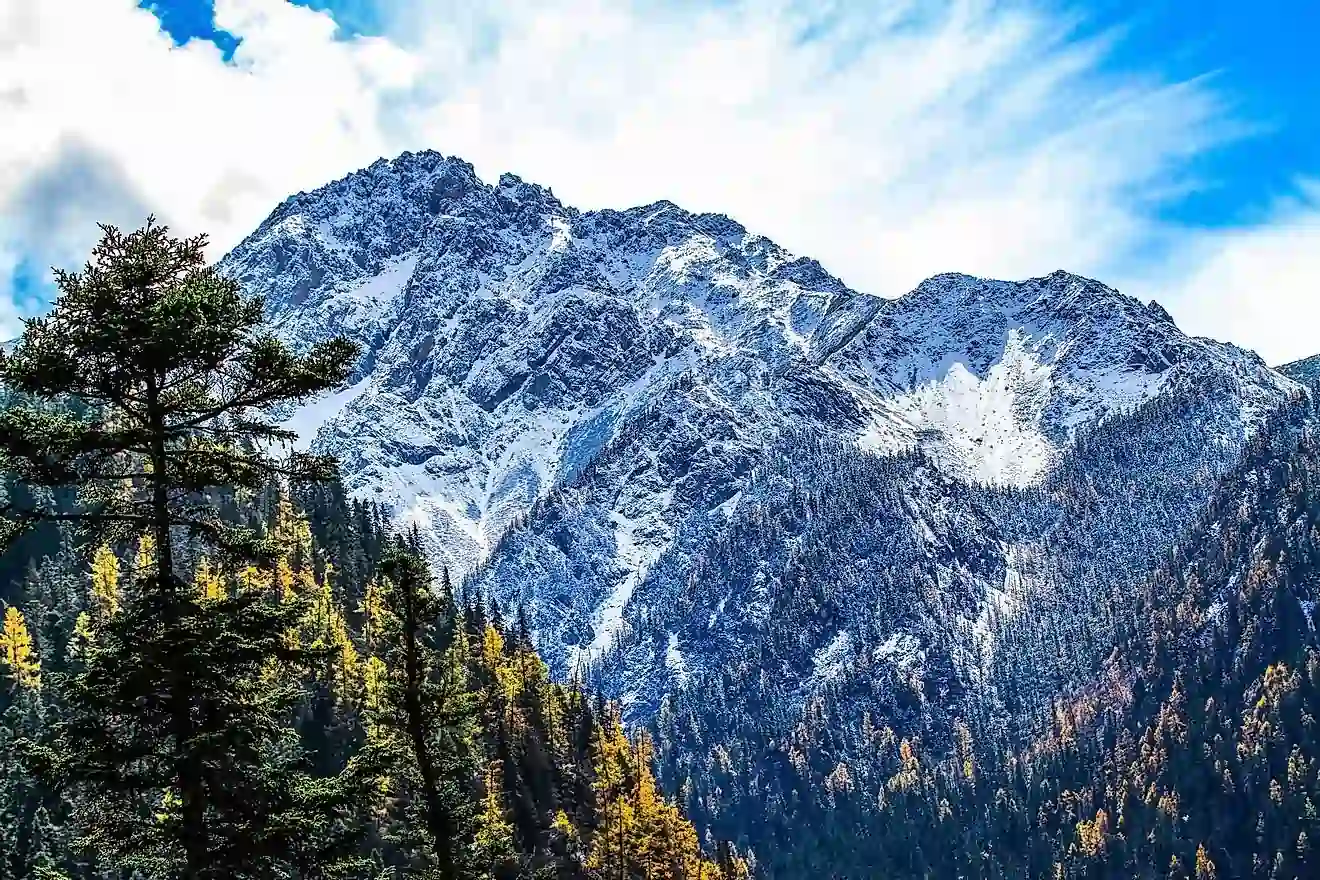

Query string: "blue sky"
[142, 0, 1318, 230]
[1081, 0, 1319, 228]
[2, 0, 1318, 361]
[144, 0, 382, 53]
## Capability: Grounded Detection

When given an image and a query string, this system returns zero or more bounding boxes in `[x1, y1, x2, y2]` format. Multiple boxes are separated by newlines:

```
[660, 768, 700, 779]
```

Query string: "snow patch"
[871, 633, 923, 670]
[337, 255, 417, 309]
[280, 377, 371, 451]
[811, 630, 852, 684]
[548, 216, 572, 252]
[666, 632, 689, 681]
[861, 330, 1056, 487]
[712, 491, 742, 520]
[571, 501, 673, 669]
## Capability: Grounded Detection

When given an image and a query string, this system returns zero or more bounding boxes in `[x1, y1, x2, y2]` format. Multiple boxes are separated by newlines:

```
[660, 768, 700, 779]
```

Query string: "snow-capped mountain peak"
[221, 149, 1298, 689]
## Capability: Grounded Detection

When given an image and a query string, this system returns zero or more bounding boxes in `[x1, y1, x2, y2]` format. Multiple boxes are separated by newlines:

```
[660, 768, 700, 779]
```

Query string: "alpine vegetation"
[0, 219, 746, 880]
[2, 147, 1318, 879]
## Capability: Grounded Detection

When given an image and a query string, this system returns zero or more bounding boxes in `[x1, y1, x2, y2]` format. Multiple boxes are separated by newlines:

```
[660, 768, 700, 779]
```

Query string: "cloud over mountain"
[1, 0, 1316, 360]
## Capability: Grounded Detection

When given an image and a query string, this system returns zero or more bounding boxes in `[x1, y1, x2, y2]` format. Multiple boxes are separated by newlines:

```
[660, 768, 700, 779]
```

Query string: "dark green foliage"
[0, 218, 365, 879]
[367, 544, 480, 878]
[0, 218, 737, 880]
[33, 587, 375, 879]
[0, 217, 356, 557]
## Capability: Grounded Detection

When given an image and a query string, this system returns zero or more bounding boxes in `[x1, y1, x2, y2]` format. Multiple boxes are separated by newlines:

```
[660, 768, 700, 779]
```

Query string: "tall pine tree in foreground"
[365, 541, 484, 879]
[0, 218, 368, 878]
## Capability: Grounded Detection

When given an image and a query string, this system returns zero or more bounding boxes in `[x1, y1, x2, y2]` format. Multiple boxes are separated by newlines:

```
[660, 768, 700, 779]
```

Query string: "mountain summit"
[222, 148, 1290, 577]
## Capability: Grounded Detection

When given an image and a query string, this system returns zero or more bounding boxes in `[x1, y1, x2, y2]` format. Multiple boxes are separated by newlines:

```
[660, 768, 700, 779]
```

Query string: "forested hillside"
[3, 213, 1318, 880]
[0, 220, 747, 880]
[646, 390, 1320, 878]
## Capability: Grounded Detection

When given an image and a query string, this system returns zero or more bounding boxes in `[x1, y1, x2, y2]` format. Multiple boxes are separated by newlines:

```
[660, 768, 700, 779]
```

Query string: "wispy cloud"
[0, 0, 1314, 361]
[1132, 180, 1320, 365]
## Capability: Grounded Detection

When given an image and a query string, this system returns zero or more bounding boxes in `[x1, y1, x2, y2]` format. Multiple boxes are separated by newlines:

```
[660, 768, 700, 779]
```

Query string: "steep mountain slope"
[221, 150, 1296, 689]
[218, 147, 1312, 872]
[1280, 352, 1320, 384]
[657, 391, 1320, 879]
[223, 150, 873, 579]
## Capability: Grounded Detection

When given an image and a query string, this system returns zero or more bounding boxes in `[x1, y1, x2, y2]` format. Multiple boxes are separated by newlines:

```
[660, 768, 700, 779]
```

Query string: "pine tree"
[366, 542, 481, 878]
[0, 218, 366, 878]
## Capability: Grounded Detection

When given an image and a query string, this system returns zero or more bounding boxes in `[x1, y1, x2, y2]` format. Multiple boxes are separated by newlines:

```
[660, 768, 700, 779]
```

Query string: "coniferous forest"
[648, 394, 1320, 879]
[0, 221, 748, 879]
[2, 218, 1319, 880]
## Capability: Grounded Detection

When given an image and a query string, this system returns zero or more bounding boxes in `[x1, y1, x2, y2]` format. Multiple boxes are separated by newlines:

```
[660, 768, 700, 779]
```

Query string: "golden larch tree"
[0, 605, 40, 690]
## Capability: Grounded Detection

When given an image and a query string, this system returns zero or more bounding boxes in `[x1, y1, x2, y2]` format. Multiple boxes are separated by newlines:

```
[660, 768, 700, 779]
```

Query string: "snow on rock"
[861, 330, 1058, 487]
[872, 633, 923, 671]
[811, 630, 853, 685]
[665, 632, 689, 681]
[279, 377, 372, 452]
[221, 148, 1302, 711]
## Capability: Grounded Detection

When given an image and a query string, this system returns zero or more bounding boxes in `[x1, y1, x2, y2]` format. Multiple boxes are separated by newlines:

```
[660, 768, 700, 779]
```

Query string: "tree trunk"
[402, 570, 458, 880]
[147, 377, 207, 878]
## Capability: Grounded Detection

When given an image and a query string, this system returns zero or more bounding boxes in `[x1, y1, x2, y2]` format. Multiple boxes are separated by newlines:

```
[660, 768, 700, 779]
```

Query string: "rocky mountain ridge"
[220, 149, 1300, 726]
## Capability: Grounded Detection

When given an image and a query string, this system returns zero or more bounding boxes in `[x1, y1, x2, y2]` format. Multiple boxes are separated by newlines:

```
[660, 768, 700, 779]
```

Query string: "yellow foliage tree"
[361, 576, 385, 652]
[888, 739, 923, 793]
[195, 555, 226, 602]
[1076, 808, 1110, 858]
[589, 712, 634, 879]
[76, 543, 125, 648]
[481, 623, 527, 714]
[0, 605, 40, 690]
[303, 569, 361, 706]
[474, 759, 515, 878]
[135, 532, 155, 576]
[90, 543, 121, 618]
[584, 709, 726, 879]
[363, 655, 388, 727]
[551, 808, 577, 843]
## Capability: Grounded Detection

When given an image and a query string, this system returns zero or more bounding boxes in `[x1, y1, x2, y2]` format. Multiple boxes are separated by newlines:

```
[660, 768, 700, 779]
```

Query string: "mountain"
[220, 148, 1306, 871]
[1280, 352, 1320, 384]
[663, 390, 1320, 879]
[221, 147, 1293, 659]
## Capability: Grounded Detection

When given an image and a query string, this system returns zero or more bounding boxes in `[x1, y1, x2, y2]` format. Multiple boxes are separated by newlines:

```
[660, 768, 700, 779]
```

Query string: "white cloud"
[0, 0, 1314, 361]
[0, 0, 416, 327]
[394, 0, 1231, 285]
[1133, 181, 1320, 366]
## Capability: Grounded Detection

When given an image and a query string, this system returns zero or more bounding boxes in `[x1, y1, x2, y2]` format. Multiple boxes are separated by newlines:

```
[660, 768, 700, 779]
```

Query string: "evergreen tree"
[0, 218, 366, 878]
[365, 542, 480, 878]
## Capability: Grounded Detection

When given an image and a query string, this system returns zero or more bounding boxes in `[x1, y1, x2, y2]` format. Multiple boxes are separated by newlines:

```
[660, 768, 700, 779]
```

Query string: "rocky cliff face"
[221, 149, 1300, 732]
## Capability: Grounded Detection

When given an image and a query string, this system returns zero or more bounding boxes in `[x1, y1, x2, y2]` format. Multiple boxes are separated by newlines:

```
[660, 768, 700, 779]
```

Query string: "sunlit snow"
[279, 377, 371, 452]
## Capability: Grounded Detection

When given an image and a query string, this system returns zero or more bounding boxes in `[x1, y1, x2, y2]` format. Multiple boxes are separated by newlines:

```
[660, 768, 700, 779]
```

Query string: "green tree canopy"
[0, 217, 369, 879]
